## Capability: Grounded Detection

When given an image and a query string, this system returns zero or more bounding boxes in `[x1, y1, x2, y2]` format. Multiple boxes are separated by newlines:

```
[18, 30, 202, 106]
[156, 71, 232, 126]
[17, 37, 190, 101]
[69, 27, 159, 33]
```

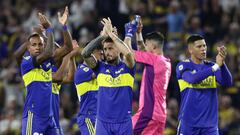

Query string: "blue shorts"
[77, 116, 96, 135]
[95, 118, 133, 135]
[177, 122, 219, 135]
[22, 111, 58, 135]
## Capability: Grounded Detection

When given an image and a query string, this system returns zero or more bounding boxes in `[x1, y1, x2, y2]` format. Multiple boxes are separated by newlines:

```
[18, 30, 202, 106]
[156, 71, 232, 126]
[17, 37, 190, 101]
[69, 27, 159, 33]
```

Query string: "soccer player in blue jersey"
[82, 18, 135, 135]
[50, 7, 73, 135]
[74, 44, 103, 135]
[176, 34, 232, 135]
[15, 8, 73, 134]
[20, 13, 57, 135]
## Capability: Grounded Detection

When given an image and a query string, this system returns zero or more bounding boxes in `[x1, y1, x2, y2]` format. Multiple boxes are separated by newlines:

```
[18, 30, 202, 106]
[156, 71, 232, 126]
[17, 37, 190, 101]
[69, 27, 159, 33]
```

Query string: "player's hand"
[100, 22, 108, 38]
[216, 46, 226, 66]
[124, 22, 135, 37]
[58, 6, 69, 25]
[101, 17, 113, 36]
[136, 16, 143, 33]
[38, 13, 52, 29]
[217, 46, 227, 59]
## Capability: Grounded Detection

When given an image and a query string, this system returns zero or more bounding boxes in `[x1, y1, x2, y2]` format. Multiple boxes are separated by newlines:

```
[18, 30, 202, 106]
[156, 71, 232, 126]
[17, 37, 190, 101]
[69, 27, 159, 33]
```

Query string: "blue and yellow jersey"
[74, 64, 98, 120]
[52, 65, 62, 128]
[95, 61, 135, 123]
[176, 59, 233, 127]
[21, 55, 53, 118]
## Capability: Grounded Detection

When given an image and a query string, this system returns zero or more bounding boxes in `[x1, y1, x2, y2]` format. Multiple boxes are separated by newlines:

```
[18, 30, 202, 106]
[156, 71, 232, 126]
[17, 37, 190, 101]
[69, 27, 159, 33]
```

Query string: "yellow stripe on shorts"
[26, 111, 33, 135]
[85, 118, 95, 135]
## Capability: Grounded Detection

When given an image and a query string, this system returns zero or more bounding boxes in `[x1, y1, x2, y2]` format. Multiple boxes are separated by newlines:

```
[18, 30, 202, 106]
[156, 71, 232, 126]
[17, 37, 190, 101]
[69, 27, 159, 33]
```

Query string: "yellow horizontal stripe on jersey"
[76, 79, 98, 96]
[52, 82, 61, 94]
[23, 68, 52, 87]
[97, 73, 134, 88]
[178, 76, 217, 92]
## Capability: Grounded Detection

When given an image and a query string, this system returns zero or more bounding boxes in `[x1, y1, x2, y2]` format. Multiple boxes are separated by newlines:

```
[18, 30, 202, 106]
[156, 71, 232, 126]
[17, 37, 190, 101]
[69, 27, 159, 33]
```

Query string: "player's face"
[145, 40, 155, 52]
[103, 42, 119, 63]
[28, 36, 44, 57]
[189, 39, 207, 61]
[93, 49, 104, 61]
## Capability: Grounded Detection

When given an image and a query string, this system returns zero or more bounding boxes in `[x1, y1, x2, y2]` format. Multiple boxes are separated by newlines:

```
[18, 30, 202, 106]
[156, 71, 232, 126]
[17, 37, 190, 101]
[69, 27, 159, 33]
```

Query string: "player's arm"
[216, 64, 232, 86]
[62, 41, 83, 83]
[32, 24, 60, 51]
[182, 68, 213, 84]
[53, 6, 73, 63]
[135, 16, 146, 51]
[177, 62, 214, 84]
[52, 53, 74, 83]
[62, 56, 77, 83]
[14, 41, 29, 66]
[81, 35, 106, 69]
[134, 51, 155, 65]
[102, 18, 135, 68]
[34, 13, 54, 65]
[53, 40, 82, 83]
[215, 46, 233, 86]
[123, 19, 137, 49]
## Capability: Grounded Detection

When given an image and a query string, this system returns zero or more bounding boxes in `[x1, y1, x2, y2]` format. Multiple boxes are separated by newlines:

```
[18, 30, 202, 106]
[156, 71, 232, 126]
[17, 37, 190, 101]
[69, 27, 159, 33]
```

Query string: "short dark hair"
[102, 37, 113, 44]
[145, 32, 164, 48]
[187, 34, 204, 45]
[27, 32, 41, 41]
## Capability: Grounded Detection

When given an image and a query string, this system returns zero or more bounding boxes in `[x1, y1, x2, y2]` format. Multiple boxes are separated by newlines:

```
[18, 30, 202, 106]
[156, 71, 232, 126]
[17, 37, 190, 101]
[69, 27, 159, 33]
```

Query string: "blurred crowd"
[0, 0, 240, 134]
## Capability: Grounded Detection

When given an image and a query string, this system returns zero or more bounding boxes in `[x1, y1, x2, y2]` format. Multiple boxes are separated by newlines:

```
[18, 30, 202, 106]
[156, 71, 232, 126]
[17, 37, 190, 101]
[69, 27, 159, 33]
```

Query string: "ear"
[188, 45, 192, 54]
[152, 42, 158, 50]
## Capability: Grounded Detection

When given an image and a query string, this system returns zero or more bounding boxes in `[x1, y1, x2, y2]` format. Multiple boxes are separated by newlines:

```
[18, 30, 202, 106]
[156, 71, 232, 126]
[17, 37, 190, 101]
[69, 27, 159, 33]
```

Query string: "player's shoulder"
[177, 59, 191, 66]
[22, 55, 32, 61]
[21, 55, 33, 67]
[78, 64, 94, 74]
[176, 59, 192, 71]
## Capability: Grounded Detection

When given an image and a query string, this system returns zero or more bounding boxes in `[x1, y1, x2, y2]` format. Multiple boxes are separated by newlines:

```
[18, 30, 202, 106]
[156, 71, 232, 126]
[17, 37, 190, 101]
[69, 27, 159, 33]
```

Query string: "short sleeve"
[176, 62, 189, 79]
[20, 56, 36, 75]
[134, 50, 155, 65]
[75, 64, 94, 84]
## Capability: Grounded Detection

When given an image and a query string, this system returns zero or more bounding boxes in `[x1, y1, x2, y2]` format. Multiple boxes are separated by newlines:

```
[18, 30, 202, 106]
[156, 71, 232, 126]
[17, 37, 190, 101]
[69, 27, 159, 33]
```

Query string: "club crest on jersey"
[179, 65, 183, 71]
[105, 76, 121, 85]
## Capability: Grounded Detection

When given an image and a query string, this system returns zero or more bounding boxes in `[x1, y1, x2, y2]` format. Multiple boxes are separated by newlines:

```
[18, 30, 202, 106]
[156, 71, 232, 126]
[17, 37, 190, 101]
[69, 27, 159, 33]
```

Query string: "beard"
[106, 58, 116, 64]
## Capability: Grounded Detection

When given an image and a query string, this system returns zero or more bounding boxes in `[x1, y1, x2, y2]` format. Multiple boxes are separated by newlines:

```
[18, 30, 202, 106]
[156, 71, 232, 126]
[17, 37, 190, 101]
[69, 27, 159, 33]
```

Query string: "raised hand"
[38, 13, 51, 29]
[124, 22, 137, 38]
[136, 16, 143, 33]
[101, 18, 113, 36]
[58, 6, 69, 25]
[217, 46, 227, 59]
[216, 46, 227, 66]
[100, 22, 108, 38]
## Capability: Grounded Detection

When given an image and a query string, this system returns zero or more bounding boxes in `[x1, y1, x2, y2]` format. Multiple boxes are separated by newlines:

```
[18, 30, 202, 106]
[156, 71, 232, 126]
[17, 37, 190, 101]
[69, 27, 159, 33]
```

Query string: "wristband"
[125, 33, 133, 38]
[62, 25, 68, 31]
[212, 63, 220, 72]
[46, 27, 54, 33]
